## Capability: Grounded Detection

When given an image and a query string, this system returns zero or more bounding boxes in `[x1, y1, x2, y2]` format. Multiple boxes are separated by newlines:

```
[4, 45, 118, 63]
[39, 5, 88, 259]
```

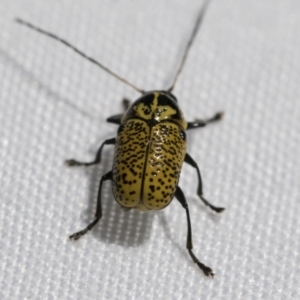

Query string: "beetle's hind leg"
[175, 186, 214, 277]
[69, 171, 112, 240]
[187, 111, 223, 130]
[65, 137, 115, 167]
[184, 153, 225, 213]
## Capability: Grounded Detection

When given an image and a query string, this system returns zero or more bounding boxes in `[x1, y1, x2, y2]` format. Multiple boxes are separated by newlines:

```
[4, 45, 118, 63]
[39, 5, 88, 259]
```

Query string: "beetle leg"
[122, 98, 131, 110]
[184, 153, 225, 213]
[106, 114, 123, 125]
[175, 186, 214, 277]
[69, 170, 112, 240]
[65, 138, 116, 166]
[106, 98, 131, 125]
[187, 111, 223, 130]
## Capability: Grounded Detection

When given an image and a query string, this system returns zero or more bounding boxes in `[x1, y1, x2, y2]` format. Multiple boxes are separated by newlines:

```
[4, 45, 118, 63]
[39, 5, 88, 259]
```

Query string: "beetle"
[16, 0, 224, 277]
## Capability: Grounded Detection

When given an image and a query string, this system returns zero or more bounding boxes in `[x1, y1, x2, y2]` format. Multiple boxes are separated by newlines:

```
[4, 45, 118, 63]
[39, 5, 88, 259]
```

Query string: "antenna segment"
[16, 0, 211, 95]
[15, 18, 145, 94]
[167, 0, 212, 92]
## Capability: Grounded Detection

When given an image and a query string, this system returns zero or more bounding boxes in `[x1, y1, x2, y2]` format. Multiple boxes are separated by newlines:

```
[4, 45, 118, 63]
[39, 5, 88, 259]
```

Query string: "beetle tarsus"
[187, 111, 224, 130]
[194, 111, 224, 125]
[69, 218, 100, 240]
[197, 263, 214, 278]
[199, 195, 225, 213]
[188, 249, 214, 277]
[207, 111, 224, 122]
[69, 230, 87, 240]
[209, 111, 224, 122]
[65, 159, 88, 166]
[65, 159, 98, 167]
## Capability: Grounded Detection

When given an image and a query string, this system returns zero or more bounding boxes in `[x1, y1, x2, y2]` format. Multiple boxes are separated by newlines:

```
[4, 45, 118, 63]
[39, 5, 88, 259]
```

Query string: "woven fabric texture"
[0, 0, 299, 299]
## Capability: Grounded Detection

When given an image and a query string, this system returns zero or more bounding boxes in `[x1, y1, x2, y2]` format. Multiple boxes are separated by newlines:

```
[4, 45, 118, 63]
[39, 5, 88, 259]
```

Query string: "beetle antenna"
[167, 0, 212, 93]
[15, 18, 145, 94]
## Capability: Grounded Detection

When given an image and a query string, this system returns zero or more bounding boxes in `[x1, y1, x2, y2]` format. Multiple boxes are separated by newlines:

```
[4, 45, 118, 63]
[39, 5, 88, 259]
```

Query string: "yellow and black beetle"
[16, 0, 224, 277]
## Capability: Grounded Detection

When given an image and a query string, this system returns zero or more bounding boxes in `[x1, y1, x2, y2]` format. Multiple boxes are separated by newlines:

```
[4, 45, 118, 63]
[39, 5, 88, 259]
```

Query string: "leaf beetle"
[16, 0, 225, 277]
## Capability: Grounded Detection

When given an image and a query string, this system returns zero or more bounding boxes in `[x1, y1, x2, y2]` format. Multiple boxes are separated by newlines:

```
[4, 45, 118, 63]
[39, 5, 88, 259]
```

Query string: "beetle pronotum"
[17, 0, 224, 277]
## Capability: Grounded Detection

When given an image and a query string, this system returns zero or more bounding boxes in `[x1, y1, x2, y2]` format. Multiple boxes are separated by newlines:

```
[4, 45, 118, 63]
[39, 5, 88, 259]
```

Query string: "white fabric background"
[0, 0, 299, 299]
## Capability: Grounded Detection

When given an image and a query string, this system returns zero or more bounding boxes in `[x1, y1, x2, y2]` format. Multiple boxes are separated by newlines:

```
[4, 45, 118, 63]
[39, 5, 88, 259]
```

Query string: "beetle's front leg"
[106, 98, 131, 125]
[122, 98, 131, 110]
[65, 137, 116, 167]
[187, 111, 224, 130]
